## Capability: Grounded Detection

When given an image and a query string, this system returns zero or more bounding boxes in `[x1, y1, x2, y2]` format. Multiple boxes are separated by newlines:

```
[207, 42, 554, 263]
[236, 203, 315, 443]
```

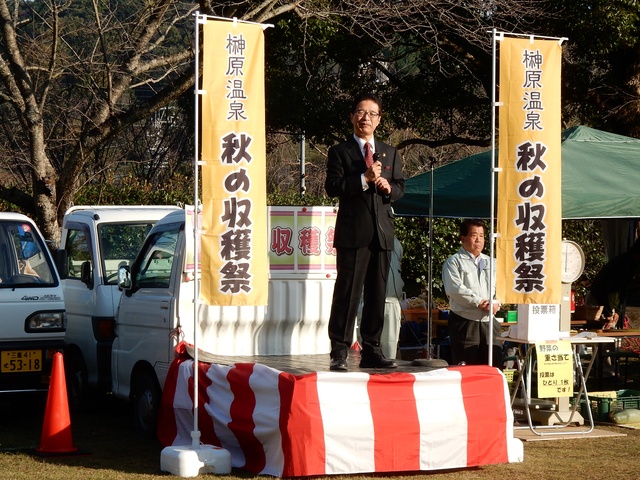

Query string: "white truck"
[113, 206, 336, 437]
[0, 212, 66, 395]
[57, 205, 180, 409]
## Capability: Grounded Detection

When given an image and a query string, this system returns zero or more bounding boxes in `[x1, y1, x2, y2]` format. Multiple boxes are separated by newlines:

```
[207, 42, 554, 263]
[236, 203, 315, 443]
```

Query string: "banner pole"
[488, 28, 500, 366]
[191, 11, 204, 447]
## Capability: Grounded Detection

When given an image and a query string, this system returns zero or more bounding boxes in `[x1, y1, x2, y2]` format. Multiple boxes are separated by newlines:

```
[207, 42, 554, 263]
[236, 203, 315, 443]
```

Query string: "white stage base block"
[161, 445, 232, 477]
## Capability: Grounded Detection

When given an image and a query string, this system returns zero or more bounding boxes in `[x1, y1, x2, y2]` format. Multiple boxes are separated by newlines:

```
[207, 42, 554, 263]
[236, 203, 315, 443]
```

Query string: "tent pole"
[427, 156, 435, 358]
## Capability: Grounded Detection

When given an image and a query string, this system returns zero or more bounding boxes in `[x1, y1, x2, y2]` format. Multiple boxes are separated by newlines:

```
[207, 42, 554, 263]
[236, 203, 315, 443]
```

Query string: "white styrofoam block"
[515, 304, 560, 341]
[160, 445, 232, 478]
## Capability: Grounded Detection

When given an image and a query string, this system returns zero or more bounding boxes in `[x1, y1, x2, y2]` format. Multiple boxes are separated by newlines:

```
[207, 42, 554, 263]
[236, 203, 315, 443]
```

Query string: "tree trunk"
[31, 121, 61, 245]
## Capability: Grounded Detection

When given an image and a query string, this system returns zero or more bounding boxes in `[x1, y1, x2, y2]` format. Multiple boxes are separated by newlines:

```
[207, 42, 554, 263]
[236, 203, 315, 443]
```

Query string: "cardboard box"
[515, 304, 560, 341]
[573, 304, 603, 321]
[401, 309, 439, 323]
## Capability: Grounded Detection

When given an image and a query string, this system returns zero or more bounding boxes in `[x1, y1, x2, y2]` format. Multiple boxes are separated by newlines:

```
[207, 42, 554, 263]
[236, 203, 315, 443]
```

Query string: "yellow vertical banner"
[200, 20, 268, 306]
[497, 37, 563, 304]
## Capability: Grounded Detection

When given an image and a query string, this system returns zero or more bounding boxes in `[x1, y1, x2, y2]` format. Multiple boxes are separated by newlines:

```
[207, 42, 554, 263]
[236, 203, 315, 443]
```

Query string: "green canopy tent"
[394, 126, 640, 220]
[394, 125, 640, 349]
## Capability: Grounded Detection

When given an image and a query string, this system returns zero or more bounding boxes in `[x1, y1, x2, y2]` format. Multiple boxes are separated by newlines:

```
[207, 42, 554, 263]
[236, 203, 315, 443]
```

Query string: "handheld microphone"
[372, 152, 380, 194]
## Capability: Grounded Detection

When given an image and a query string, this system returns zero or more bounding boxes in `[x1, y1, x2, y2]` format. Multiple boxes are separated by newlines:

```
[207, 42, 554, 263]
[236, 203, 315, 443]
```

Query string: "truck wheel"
[132, 370, 161, 439]
[65, 351, 88, 412]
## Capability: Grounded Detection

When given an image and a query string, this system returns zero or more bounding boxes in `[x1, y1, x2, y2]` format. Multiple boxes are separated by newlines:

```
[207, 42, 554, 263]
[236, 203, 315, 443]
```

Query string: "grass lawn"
[2, 364, 640, 480]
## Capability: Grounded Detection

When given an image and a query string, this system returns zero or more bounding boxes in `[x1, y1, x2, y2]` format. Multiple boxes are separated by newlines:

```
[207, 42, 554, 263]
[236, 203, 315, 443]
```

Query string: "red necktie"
[364, 142, 374, 168]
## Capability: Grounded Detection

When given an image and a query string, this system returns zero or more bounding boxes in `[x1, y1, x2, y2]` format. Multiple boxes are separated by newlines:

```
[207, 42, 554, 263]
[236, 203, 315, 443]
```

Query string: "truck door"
[112, 220, 183, 396]
[61, 223, 103, 387]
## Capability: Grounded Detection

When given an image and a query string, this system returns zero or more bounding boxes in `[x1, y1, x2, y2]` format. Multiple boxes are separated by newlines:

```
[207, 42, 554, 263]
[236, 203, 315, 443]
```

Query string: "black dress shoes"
[330, 357, 348, 371]
[359, 354, 397, 369]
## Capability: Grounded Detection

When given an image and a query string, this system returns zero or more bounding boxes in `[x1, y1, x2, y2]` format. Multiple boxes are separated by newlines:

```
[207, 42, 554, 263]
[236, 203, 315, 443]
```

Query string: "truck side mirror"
[54, 249, 68, 280]
[118, 265, 132, 290]
[80, 261, 93, 289]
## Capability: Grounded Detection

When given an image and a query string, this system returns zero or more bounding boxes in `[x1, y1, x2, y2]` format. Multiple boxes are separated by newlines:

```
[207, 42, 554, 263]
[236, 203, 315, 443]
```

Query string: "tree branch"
[397, 135, 490, 150]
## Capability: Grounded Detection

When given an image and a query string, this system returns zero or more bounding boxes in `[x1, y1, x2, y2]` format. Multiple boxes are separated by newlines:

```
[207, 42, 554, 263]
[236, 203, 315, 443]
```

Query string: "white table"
[501, 335, 614, 436]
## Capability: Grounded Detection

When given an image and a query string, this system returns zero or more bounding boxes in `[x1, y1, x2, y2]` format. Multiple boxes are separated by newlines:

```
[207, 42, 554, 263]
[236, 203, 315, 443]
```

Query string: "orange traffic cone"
[35, 351, 79, 455]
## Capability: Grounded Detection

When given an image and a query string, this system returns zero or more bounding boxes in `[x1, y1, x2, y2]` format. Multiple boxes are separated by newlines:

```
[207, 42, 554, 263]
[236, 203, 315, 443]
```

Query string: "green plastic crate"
[575, 390, 640, 422]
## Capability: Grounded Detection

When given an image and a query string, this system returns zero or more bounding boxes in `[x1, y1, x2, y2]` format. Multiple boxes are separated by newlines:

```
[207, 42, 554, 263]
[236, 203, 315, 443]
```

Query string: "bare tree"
[0, 1, 194, 241]
[0, 0, 550, 242]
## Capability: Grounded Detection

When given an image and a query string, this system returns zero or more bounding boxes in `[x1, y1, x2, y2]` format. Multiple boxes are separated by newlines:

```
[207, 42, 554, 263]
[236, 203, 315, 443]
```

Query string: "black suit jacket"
[325, 136, 405, 250]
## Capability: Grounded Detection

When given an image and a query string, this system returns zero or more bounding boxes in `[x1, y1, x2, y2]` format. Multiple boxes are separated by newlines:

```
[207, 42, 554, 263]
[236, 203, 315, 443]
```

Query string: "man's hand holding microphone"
[364, 156, 391, 195]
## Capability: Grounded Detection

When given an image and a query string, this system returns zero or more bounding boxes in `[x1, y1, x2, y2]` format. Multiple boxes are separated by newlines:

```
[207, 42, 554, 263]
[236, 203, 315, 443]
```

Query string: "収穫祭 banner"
[497, 36, 563, 304]
[200, 19, 268, 306]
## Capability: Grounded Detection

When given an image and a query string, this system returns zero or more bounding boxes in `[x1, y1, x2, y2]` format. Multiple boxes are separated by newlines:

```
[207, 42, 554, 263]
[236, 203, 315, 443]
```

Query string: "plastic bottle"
[610, 408, 640, 424]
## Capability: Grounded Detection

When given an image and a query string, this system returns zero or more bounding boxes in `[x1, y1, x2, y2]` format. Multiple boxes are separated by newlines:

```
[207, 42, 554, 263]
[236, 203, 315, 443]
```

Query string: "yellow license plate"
[1, 350, 43, 373]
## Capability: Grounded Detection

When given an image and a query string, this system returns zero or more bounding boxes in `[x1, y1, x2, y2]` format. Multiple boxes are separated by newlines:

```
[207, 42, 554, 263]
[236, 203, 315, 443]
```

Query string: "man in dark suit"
[325, 92, 405, 371]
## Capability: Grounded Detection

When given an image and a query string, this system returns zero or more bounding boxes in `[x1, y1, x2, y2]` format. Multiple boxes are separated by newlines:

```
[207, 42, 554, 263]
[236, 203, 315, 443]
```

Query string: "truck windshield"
[134, 225, 180, 289]
[0, 220, 56, 287]
[98, 223, 155, 285]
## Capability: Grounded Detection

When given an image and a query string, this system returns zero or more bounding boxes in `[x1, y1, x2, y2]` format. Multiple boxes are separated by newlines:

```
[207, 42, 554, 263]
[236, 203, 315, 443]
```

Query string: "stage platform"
[158, 343, 524, 477]
[188, 346, 446, 374]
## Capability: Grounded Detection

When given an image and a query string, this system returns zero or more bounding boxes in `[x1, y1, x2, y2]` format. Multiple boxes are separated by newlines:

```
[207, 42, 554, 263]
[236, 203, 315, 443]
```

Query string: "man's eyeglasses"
[354, 109, 380, 119]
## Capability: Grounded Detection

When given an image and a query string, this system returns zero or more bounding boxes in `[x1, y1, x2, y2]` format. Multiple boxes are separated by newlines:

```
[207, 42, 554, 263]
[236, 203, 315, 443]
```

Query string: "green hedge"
[6, 178, 606, 307]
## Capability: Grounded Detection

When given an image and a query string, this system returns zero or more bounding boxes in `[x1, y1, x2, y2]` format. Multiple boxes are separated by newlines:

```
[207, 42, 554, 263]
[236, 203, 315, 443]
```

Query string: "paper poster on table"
[535, 340, 573, 398]
[496, 36, 563, 305]
[200, 19, 268, 306]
